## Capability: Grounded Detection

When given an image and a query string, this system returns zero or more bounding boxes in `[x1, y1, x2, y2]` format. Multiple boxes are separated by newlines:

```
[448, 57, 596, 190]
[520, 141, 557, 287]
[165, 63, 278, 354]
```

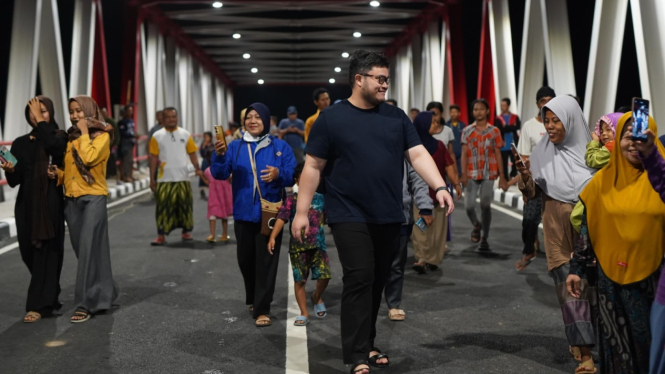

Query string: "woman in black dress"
[1, 97, 67, 322]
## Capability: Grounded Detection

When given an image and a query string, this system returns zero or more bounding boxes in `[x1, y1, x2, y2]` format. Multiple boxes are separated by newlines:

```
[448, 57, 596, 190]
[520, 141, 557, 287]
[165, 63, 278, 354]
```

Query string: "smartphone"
[415, 217, 428, 232]
[632, 97, 649, 142]
[0, 146, 18, 167]
[214, 125, 227, 148]
[510, 143, 524, 167]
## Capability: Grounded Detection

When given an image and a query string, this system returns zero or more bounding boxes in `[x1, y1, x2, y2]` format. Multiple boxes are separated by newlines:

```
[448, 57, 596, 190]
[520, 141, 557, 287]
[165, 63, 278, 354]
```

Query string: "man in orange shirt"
[305, 88, 331, 142]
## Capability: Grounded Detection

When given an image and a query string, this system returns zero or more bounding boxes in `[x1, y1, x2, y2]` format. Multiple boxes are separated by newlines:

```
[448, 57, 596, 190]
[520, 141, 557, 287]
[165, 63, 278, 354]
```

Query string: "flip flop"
[515, 253, 536, 271]
[23, 311, 41, 323]
[71, 309, 91, 323]
[205, 235, 216, 243]
[575, 359, 597, 373]
[388, 309, 405, 321]
[369, 347, 389, 368]
[294, 316, 309, 326]
[182, 233, 194, 241]
[313, 302, 327, 318]
[255, 315, 271, 327]
[151, 237, 166, 246]
[568, 346, 582, 361]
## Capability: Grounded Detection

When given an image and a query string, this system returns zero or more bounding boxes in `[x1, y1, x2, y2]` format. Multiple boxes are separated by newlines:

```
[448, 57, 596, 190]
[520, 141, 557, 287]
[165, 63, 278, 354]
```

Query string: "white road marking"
[285, 256, 310, 374]
[489, 201, 543, 228]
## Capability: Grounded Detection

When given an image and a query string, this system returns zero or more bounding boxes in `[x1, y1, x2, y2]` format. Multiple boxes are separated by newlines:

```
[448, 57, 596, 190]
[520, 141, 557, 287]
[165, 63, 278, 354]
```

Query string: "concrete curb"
[0, 176, 152, 244]
[492, 188, 525, 211]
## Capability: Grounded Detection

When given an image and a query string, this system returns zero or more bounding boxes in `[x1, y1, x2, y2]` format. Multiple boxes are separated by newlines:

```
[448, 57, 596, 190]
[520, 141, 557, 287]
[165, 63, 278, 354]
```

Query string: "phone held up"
[415, 217, 428, 232]
[0, 146, 18, 167]
[632, 97, 649, 142]
[510, 143, 524, 168]
[214, 125, 227, 149]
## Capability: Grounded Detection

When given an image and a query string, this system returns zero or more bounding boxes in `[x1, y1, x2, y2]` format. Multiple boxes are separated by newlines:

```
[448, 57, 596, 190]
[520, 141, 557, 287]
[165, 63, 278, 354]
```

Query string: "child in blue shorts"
[268, 162, 330, 326]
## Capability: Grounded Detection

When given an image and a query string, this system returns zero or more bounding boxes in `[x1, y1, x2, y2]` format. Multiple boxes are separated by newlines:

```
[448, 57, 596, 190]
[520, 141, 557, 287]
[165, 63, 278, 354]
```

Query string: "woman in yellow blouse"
[49, 96, 118, 323]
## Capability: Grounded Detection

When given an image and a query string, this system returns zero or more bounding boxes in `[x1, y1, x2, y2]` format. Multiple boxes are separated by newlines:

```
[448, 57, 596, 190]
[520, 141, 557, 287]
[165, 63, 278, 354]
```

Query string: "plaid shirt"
[461, 123, 504, 180]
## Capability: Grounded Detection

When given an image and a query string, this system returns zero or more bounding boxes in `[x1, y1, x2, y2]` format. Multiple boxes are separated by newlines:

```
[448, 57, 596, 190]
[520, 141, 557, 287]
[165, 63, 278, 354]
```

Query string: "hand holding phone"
[415, 217, 428, 232]
[632, 97, 649, 142]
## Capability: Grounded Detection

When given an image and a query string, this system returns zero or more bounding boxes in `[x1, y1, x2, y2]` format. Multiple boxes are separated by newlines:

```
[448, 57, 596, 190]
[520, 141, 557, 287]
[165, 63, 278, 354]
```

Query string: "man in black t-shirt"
[292, 50, 455, 373]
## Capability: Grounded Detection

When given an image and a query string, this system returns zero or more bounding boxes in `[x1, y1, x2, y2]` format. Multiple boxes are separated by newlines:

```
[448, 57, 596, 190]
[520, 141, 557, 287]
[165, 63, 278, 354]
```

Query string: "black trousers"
[234, 220, 283, 319]
[522, 197, 543, 255]
[501, 150, 518, 178]
[384, 225, 411, 309]
[331, 222, 401, 365]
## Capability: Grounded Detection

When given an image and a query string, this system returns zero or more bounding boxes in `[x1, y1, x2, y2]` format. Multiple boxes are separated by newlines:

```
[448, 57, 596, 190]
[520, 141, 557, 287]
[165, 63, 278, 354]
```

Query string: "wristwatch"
[435, 186, 449, 193]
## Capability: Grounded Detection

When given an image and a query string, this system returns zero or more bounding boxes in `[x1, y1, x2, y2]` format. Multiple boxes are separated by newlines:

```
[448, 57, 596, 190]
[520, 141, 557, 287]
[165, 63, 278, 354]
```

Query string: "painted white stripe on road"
[285, 256, 310, 374]
[0, 241, 19, 256]
[489, 201, 543, 229]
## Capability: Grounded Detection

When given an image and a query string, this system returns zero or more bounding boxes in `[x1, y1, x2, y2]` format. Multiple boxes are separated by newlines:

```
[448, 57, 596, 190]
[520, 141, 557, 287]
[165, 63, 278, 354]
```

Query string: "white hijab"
[530, 95, 597, 204]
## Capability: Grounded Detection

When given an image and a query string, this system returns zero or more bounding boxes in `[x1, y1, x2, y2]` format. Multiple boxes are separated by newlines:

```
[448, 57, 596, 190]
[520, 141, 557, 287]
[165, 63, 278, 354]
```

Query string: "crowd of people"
[3, 48, 665, 374]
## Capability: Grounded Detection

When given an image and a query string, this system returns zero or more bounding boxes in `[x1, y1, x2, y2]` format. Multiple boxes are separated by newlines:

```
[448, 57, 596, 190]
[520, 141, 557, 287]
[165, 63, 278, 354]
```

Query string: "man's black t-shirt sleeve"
[402, 114, 422, 151]
[305, 112, 329, 160]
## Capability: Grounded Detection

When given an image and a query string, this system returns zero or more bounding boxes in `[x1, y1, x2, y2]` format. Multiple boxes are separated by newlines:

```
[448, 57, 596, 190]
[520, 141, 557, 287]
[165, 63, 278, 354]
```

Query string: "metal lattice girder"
[583, 0, 629, 126]
[631, 0, 665, 134]
[488, 0, 517, 114]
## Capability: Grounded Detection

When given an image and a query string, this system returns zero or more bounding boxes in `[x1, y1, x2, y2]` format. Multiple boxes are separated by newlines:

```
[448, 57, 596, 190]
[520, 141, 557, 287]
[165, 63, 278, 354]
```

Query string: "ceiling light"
[243, 53, 251, 59]
[251, 68, 258, 73]
[212, 2, 223, 8]
[342, 52, 349, 58]
[232, 33, 241, 39]
[370, 1, 380, 7]
[353, 32, 362, 38]
[329, 78, 336, 84]
[334, 67, 341, 73]
[258, 79, 265, 85]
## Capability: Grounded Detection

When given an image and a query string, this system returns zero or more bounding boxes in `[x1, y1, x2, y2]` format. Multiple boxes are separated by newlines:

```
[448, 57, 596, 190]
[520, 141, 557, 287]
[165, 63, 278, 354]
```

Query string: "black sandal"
[369, 347, 389, 368]
[70, 309, 91, 323]
[350, 361, 370, 374]
[471, 223, 482, 242]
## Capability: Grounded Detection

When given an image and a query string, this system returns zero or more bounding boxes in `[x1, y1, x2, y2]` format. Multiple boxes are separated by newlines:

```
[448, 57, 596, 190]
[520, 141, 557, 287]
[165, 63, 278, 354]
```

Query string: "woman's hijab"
[242, 102, 271, 143]
[24, 95, 59, 130]
[594, 112, 622, 140]
[413, 111, 438, 155]
[580, 113, 665, 285]
[530, 95, 596, 204]
[67, 96, 113, 141]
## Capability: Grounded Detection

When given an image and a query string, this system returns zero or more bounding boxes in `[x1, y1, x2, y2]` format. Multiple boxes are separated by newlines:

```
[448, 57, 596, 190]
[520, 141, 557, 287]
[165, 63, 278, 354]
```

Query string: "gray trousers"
[65, 196, 118, 312]
[464, 179, 494, 239]
[384, 228, 411, 309]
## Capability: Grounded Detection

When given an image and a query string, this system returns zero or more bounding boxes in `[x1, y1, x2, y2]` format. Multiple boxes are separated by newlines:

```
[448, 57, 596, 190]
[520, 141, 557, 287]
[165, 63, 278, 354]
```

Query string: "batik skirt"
[156, 181, 194, 235]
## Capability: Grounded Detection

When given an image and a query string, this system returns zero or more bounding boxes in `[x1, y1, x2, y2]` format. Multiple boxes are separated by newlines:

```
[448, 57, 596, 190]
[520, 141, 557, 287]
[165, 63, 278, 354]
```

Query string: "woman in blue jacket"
[211, 102, 296, 327]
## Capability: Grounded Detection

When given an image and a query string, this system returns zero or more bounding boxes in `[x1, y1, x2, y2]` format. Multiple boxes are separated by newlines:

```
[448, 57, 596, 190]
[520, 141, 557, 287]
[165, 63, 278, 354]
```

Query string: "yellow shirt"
[59, 133, 111, 197]
[305, 110, 320, 143]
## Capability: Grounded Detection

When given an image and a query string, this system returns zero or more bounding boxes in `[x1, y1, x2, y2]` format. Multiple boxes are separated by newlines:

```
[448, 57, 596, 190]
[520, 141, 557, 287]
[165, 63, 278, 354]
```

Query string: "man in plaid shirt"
[461, 98, 507, 252]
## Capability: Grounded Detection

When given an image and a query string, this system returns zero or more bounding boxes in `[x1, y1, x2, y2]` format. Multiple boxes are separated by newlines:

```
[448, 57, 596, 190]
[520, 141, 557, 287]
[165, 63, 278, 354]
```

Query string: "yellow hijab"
[580, 112, 665, 284]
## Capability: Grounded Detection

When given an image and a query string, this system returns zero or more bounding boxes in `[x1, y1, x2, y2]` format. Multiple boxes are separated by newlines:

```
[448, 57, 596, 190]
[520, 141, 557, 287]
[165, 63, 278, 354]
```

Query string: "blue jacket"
[446, 120, 467, 158]
[210, 136, 297, 223]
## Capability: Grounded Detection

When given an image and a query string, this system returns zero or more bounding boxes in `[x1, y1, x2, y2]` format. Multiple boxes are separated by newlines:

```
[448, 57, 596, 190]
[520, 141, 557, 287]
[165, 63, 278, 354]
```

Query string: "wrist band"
[435, 186, 449, 193]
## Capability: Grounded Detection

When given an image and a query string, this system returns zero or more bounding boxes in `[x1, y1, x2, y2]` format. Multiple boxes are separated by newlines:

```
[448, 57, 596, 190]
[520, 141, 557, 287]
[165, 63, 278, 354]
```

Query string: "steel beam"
[517, 0, 546, 122]
[70, 0, 96, 99]
[39, 0, 69, 128]
[583, 0, 629, 125]
[541, 0, 576, 96]
[489, 0, 517, 114]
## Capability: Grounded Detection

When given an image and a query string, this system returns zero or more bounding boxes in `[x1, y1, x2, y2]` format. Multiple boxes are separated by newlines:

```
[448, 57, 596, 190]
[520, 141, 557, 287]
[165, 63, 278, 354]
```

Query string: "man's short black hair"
[471, 98, 490, 111]
[348, 50, 390, 87]
[294, 161, 305, 181]
[410, 108, 420, 113]
[449, 104, 460, 111]
[386, 99, 397, 106]
[502, 98, 511, 106]
[163, 107, 178, 114]
[426, 101, 444, 112]
[617, 105, 631, 113]
[313, 87, 329, 102]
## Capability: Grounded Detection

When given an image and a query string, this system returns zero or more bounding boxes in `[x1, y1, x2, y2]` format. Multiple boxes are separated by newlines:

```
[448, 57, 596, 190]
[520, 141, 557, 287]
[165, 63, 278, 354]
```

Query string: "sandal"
[515, 253, 536, 271]
[369, 347, 389, 368]
[206, 235, 215, 243]
[218, 235, 230, 242]
[151, 237, 166, 246]
[575, 359, 597, 373]
[294, 316, 309, 326]
[412, 262, 426, 274]
[311, 293, 327, 318]
[23, 311, 41, 323]
[71, 309, 91, 323]
[426, 263, 439, 271]
[388, 309, 405, 321]
[248, 305, 254, 314]
[350, 362, 370, 374]
[255, 315, 271, 327]
[182, 233, 194, 241]
[471, 223, 482, 242]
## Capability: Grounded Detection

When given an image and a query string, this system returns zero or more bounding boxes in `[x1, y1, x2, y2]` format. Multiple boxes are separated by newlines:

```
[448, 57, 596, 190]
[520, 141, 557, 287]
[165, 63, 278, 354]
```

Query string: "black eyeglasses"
[360, 74, 390, 85]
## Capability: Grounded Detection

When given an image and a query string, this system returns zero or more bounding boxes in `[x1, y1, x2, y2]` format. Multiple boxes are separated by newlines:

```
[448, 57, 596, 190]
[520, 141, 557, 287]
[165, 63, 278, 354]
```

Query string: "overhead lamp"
[370, 1, 380, 7]
[233, 33, 241, 39]
[212, 2, 223, 8]
[258, 79, 265, 85]
[334, 67, 341, 73]
[251, 68, 258, 73]
[353, 32, 362, 38]
[243, 53, 251, 59]
[341, 52, 349, 58]
[329, 78, 336, 84]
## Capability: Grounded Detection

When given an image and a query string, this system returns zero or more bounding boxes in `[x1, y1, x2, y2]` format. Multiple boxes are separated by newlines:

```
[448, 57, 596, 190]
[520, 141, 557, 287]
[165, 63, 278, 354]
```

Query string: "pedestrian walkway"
[0, 178, 574, 373]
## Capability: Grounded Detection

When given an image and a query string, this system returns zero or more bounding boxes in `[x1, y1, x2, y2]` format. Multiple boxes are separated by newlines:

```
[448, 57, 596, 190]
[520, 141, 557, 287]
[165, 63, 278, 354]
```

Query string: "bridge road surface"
[0, 179, 578, 373]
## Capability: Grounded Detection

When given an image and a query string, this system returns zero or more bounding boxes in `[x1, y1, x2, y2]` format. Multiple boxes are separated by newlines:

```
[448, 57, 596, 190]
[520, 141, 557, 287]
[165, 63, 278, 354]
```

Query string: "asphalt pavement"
[0, 180, 577, 374]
